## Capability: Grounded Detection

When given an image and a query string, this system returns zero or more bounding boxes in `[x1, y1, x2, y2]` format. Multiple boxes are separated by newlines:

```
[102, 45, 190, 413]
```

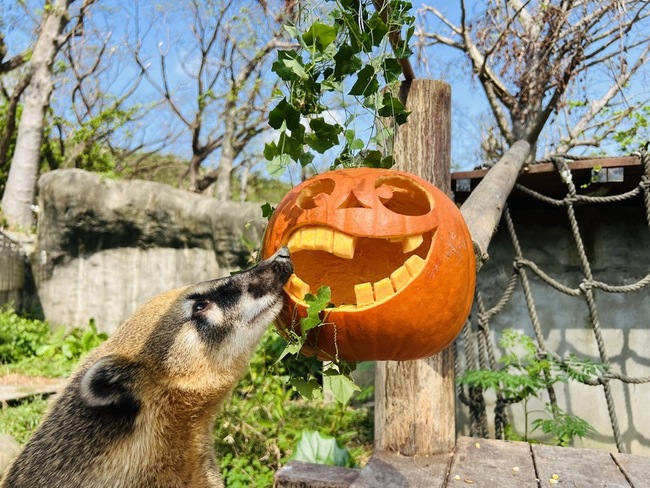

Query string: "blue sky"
[2, 0, 648, 176]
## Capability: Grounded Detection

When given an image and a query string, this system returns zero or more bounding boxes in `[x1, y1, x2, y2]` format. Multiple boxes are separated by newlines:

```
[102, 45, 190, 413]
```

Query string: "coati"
[1, 247, 293, 488]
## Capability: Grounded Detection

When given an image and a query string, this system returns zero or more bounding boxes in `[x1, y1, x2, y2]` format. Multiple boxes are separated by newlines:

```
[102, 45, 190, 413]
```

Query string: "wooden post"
[374, 79, 456, 456]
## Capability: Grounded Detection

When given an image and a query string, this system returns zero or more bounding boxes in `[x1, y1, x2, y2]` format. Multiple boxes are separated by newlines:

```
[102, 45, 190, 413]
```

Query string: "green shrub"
[0, 307, 107, 377]
[0, 396, 49, 444]
[0, 307, 51, 363]
[459, 329, 605, 446]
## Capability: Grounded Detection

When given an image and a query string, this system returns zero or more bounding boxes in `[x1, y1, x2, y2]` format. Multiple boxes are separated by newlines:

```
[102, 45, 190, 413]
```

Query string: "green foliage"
[0, 396, 49, 445]
[214, 331, 372, 486]
[43, 104, 142, 176]
[265, 0, 414, 176]
[612, 105, 650, 153]
[0, 306, 51, 363]
[531, 405, 593, 447]
[231, 171, 292, 204]
[0, 307, 107, 377]
[290, 430, 354, 467]
[459, 329, 606, 446]
[35, 319, 108, 362]
[278, 286, 360, 405]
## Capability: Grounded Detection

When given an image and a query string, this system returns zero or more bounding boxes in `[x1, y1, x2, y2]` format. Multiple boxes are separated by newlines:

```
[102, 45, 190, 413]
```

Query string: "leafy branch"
[459, 330, 607, 446]
[264, 0, 414, 178]
[279, 286, 360, 405]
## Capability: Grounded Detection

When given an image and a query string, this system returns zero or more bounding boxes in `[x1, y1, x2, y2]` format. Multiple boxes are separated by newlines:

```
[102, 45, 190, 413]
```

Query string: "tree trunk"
[239, 164, 249, 202]
[213, 99, 237, 202]
[375, 80, 456, 456]
[1, 0, 74, 229]
[460, 139, 531, 270]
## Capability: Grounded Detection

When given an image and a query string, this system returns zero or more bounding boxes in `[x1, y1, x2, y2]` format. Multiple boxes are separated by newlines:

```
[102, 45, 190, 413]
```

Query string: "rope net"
[455, 148, 650, 454]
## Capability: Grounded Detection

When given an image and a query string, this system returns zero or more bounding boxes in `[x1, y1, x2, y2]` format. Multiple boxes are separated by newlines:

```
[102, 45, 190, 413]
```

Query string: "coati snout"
[1, 247, 293, 488]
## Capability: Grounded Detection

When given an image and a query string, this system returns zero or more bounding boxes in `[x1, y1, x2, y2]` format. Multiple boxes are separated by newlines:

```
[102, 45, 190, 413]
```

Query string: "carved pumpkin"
[261, 167, 475, 362]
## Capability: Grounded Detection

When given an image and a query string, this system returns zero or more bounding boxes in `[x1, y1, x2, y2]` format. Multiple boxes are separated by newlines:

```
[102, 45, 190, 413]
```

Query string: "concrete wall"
[456, 202, 650, 455]
[35, 247, 227, 334]
[29, 169, 266, 333]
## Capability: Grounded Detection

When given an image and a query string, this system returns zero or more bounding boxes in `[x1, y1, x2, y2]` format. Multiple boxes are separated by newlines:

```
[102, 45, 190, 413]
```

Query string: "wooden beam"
[374, 79, 456, 457]
[452, 155, 641, 181]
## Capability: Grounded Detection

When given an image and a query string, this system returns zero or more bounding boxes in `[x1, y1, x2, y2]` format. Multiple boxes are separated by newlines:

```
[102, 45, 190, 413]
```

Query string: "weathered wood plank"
[611, 452, 650, 488]
[446, 437, 537, 487]
[451, 155, 641, 180]
[532, 443, 630, 488]
[274, 461, 360, 488]
[350, 449, 451, 488]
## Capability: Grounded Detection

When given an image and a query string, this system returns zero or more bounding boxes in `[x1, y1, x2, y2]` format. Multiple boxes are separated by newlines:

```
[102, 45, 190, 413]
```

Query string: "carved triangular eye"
[338, 191, 369, 209]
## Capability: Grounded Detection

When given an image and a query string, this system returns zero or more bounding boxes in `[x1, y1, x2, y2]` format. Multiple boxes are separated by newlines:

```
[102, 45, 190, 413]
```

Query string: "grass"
[0, 396, 50, 445]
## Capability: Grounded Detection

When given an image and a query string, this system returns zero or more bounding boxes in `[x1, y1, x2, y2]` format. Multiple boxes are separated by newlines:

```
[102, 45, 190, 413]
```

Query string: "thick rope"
[458, 149, 649, 454]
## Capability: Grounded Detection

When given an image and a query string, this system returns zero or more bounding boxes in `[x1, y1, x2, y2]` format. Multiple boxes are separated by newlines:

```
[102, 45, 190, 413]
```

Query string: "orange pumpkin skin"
[261, 167, 475, 362]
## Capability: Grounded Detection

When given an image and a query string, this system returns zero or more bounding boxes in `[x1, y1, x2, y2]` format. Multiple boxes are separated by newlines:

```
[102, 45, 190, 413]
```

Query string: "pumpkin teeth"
[287, 274, 310, 299]
[402, 234, 424, 253]
[284, 226, 428, 308]
[287, 227, 357, 259]
[352, 255, 425, 307]
[287, 226, 424, 258]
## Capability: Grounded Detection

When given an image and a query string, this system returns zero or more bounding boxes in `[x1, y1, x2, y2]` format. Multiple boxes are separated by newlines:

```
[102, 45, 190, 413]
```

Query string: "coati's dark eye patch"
[188, 281, 243, 312]
[192, 315, 231, 344]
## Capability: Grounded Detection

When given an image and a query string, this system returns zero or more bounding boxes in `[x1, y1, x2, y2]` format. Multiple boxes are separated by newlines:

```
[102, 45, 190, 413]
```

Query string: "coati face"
[79, 246, 294, 410]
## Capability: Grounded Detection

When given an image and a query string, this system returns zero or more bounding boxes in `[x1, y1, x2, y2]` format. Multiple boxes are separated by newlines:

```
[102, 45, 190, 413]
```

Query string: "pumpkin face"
[261, 167, 475, 362]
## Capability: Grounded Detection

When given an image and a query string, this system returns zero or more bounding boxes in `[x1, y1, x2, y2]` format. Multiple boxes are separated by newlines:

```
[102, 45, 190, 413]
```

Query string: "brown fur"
[1, 248, 293, 488]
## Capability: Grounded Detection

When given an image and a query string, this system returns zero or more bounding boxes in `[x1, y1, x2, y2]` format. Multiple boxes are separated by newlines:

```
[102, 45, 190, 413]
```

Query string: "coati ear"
[80, 355, 139, 411]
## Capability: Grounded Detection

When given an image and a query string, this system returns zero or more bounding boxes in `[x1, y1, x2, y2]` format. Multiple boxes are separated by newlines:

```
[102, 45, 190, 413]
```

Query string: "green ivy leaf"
[269, 98, 301, 130]
[305, 118, 342, 153]
[381, 58, 403, 84]
[349, 65, 379, 97]
[260, 202, 275, 220]
[323, 371, 360, 406]
[305, 286, 331, 312]
[378, 93, 409, 125]
[266, 154, 290, 178]
[289, 377, 322, 400]
[367, 13, 388, 47]
[333, 44, 362, 79]
[263, 141, 278, 161]
[360, 149, 383, 167]
[302, 22, 338, 53]
[272, 50, 306, 81]
[290, 430, 353, 467]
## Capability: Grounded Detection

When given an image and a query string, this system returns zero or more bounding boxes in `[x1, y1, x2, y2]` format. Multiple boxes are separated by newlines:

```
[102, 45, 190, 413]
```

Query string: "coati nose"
[274, 246, 291, 260]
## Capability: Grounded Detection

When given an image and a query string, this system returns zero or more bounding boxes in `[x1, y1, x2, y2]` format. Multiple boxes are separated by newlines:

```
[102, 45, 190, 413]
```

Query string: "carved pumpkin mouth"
[284, 226, 436, 309]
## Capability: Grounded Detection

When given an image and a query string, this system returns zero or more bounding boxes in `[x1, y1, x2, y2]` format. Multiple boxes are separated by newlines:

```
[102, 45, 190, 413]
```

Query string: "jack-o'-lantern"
[261, 167, 475, 362]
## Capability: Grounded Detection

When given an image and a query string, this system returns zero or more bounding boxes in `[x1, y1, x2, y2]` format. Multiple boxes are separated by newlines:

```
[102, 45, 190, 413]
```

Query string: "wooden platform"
[275, 436, 650, 488]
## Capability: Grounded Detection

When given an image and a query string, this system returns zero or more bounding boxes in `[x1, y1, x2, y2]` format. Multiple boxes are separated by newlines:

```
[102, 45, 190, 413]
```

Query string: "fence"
[0, 230, 26, 309]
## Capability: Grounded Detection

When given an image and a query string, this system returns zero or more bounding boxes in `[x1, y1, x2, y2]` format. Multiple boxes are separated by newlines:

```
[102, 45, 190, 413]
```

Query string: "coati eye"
[192, 300, 211, 314]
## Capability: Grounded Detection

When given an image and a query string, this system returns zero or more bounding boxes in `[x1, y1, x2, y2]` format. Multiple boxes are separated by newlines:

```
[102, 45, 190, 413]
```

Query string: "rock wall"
[34, 169, 266, 333]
